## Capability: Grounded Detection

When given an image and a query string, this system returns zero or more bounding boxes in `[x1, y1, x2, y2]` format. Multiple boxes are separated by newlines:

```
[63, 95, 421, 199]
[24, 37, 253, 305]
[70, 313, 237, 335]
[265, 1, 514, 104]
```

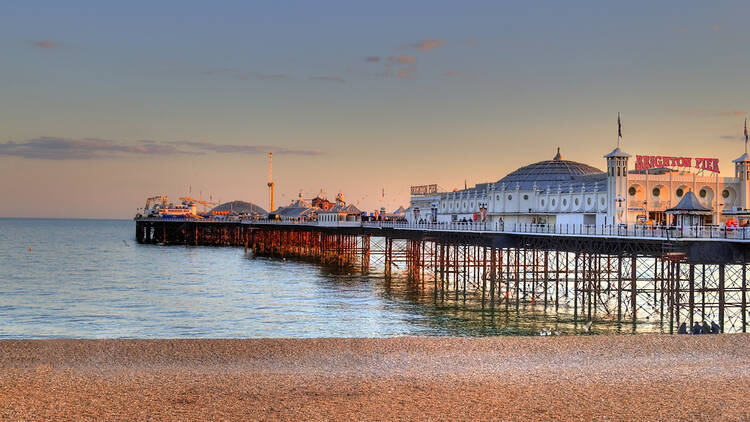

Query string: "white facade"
[408, 146, 750, 228]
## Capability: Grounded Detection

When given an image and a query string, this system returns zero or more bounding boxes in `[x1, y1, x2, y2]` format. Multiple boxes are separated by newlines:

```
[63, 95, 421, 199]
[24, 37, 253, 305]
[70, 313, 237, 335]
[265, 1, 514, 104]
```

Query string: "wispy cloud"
[462, 39, 478, 46]
[200, 69, 288, 81]
[255, 73, 288, 80]
[310, 76, 344, 83]
[719, 135, 742, 140]
[364, 56, 381, 63]
[397, 67, 416, 78]
[388, 55, 416, 65]
[683, 109, 746, 118]
[0, 137, 322, 160]
[168, 141, 321, 155]
[32, 40, 59, 49]
[409, 39, 444, 52]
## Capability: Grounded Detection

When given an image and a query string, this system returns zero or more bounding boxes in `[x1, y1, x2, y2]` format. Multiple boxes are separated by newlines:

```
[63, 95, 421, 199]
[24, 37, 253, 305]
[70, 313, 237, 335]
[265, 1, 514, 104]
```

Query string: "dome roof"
[497, 149, 605, 189]
[211, 200, 267, 215]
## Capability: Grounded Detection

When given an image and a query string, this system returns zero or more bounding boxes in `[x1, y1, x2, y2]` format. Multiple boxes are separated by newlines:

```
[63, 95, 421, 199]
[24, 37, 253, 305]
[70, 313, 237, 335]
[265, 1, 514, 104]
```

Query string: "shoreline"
[2, 335, 750, 421]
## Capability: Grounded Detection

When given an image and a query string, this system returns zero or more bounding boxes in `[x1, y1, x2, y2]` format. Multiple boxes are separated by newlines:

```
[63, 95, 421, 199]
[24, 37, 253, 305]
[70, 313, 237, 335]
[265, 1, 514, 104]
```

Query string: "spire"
[553, 147, 562, 161]
[617, 112, 622, 148]
[745, 117, 748, 155]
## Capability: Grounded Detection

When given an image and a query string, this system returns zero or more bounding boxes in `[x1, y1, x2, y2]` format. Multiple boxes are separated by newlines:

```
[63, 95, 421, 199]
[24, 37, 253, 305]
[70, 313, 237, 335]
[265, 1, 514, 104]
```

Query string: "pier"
[135, 218, 750, 334]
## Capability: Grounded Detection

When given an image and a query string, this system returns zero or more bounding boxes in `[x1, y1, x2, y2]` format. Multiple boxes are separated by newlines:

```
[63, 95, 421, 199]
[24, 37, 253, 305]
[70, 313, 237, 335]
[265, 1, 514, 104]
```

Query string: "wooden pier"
[135, 218, 750, 333]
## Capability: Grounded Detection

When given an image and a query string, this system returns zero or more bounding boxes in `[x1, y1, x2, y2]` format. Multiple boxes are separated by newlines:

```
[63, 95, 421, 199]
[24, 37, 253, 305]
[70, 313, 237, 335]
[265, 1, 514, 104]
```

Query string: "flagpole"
[617, 112, 622, 149]
[744, 117, 748, 155]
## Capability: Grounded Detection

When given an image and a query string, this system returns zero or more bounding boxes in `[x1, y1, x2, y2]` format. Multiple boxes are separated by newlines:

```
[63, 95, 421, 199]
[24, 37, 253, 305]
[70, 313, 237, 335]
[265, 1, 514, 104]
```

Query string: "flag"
[382, 188, 385, 199]
[617, 112, 622, 139]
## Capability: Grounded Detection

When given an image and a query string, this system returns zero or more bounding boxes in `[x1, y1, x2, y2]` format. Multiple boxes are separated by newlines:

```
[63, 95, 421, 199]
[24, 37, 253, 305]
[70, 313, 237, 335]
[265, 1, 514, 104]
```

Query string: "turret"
[605, 147, 631, 225]
[605, 113, 631, 225]
[733, 152, 750, 212]
[734, 118, 750, 212]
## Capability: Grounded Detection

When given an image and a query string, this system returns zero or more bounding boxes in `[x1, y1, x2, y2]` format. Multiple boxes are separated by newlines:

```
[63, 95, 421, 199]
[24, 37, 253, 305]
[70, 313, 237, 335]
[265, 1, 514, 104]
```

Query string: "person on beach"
[702, 321, 711, 334]
[677, 322, 687, 334]
[711, 322, 721, 334]
[692, 322, 702, 334]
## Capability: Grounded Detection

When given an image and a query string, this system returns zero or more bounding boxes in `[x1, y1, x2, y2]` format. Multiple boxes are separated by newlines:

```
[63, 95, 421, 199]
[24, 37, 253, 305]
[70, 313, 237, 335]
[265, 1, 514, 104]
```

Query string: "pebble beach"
[2, 335, 749, 421]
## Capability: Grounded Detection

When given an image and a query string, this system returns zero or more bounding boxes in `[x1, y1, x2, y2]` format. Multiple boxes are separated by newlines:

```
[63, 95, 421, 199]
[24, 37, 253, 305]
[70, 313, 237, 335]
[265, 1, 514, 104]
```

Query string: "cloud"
[409, 39, 444, 51]
[388, 55, 416, 65]
[364, 56, 381, 63]
[397, 67, 416, 78]
[713, 24, 720, 31]
[683, 110, 746, 118]
[463, 39, 478, 46]
[0, 137, 321, 160]
[255, 73, 288, 80]
[32, 40, 59, 49]
[719, 135, 742, 140]
[310, 76, 344, 83]
[200, 69, 288, 80]
[168, 141, 321, 156]
[443, 71, 461, 77]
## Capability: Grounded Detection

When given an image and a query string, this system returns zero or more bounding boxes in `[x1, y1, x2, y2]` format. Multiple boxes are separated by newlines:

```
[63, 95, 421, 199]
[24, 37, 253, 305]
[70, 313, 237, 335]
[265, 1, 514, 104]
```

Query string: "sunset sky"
[2, 1, 750, 218]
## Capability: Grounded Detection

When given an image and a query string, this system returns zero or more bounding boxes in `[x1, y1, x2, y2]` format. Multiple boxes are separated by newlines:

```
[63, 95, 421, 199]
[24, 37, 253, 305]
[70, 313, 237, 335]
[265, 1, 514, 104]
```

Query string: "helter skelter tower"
[267, 152, 275, 212]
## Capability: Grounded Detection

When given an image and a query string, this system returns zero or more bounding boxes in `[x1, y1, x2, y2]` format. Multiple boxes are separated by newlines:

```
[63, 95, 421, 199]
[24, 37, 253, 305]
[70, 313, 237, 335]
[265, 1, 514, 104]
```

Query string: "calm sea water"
[1, 218, 596, 339]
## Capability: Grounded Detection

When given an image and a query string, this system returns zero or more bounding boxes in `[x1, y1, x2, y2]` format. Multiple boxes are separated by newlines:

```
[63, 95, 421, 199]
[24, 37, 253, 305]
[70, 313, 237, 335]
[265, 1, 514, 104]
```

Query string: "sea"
[1, 218, 609, 339]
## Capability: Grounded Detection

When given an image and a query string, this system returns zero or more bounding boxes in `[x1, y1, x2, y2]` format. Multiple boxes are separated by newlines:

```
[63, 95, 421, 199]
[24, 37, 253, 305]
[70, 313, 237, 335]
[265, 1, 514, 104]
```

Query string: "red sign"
[635, 155, 719, 173]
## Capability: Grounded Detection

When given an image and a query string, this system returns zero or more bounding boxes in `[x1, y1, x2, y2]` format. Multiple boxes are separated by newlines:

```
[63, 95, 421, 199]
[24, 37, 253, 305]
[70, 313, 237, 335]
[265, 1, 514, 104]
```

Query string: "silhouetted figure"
[692, 322, 702, 335]
[711, 321, 721, 334]
[702, 321, 711, 334]
[677, 322, 687, 334]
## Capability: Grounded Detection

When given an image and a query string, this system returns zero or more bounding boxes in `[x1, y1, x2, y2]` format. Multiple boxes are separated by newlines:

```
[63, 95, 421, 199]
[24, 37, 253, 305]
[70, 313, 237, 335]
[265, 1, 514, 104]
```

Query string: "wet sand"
[1, 335, 749, 421]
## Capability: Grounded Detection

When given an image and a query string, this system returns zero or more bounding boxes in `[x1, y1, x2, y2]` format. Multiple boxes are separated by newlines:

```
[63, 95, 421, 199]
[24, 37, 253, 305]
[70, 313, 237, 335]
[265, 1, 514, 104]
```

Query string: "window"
[587, 198, 592, 206]
[463, 202, 466, 208]
[723, 189, 730, 199]
[562, 199, 567, 206]
[600, 197, 605, 205]
[676, 188, 684, 197]
[574, 198, 579, 206]
[700, 189, 707, 198]
[552, 199, 556, 206]
[496, 195, 500, 200]
[541, 199, 545, 206]
[470, 202, 474, 207]
[507, 195, 512, 200]
[523, 194, 529, 200]
[652, 187, 660, 197]
[628, 186, 636, 196]
[617, 167, 621, 176]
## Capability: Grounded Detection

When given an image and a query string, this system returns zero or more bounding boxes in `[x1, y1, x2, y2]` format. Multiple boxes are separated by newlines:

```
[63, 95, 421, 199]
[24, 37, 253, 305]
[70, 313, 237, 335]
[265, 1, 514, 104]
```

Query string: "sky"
[2, 1, 750, 218]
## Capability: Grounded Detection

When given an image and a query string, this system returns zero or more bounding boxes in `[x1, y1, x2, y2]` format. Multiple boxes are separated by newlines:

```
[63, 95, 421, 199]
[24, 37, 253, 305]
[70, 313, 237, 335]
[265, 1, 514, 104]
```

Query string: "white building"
[409, 145, 750, 228]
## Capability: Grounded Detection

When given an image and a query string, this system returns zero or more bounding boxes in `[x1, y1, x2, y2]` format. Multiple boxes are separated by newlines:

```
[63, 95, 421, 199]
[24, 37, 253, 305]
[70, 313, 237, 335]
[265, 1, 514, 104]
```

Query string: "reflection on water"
[1, 218, 639, 339]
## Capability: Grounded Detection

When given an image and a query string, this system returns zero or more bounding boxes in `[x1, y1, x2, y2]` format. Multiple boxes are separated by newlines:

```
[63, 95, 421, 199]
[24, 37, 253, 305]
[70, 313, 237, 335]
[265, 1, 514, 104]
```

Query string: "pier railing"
[241, 219, 750, 240]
